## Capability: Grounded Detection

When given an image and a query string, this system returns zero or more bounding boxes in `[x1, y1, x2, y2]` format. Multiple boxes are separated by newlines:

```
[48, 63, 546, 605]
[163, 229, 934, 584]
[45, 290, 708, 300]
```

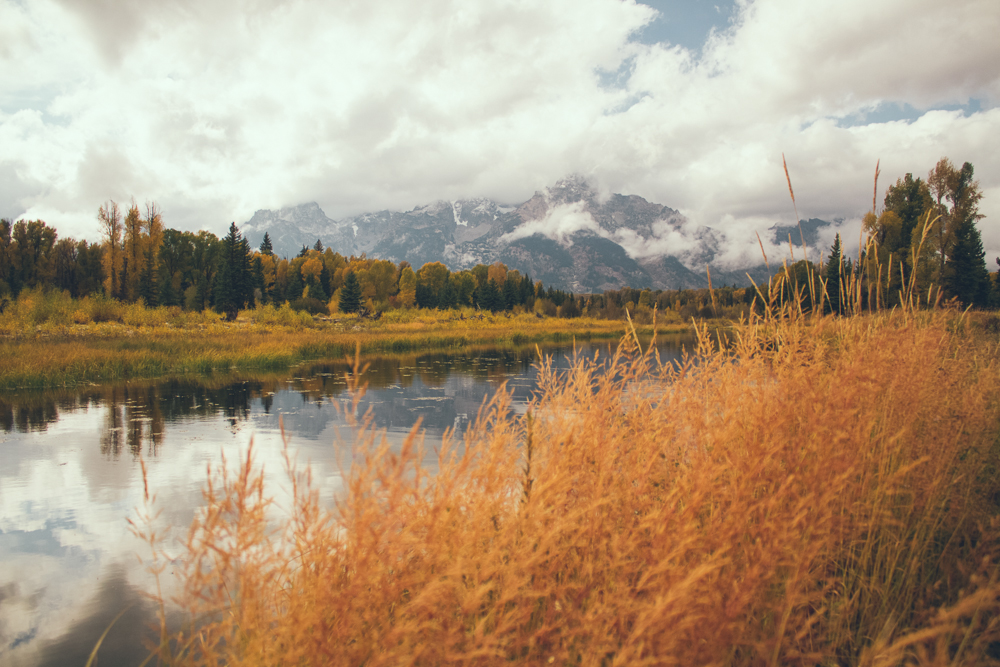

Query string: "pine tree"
[340, 271, 362, 313]
[158, 263, 177, 307]
[944, 217, 990, 307]
[319, 261, 332, 298]
[313, 238, 324, 252]
[480, 278, 502, 312]
[138, 246, 158, 307]
[216, 222, 252, 316]
[824, 234, 843, 314]
[259, 233, 273, 256]
[439, 278, 457, 309]
[286, 267, 304, 301]
[252, 256, 266, 305]
[520, 273, 534, 305]
[503, 277, 518, 309]
[240, 237, 255, 308]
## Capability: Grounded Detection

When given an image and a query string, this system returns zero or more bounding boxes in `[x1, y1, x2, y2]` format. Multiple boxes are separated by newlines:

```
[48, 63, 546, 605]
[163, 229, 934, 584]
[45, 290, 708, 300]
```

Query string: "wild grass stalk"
[136, 306, 1000, 666]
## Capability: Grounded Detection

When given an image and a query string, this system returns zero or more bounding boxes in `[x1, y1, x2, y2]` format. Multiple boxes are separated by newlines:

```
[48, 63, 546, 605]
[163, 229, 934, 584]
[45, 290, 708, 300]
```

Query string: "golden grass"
[0, 299, 678, 388]
[132, 306, 1000, 666]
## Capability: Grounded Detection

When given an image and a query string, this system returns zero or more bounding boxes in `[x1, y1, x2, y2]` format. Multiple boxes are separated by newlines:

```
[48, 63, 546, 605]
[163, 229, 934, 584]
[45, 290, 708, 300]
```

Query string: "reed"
[131, 304, 1000, 666]
[0, 307, 658, 389]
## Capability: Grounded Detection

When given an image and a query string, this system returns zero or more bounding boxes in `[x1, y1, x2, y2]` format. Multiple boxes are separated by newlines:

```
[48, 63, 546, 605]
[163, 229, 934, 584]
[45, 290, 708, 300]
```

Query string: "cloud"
[0, 0, 997, 262]
[501, 201, 604, 246]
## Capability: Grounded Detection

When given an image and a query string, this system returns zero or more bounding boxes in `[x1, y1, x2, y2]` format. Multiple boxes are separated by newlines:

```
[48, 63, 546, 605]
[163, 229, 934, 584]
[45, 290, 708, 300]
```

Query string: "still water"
[0, 337, 688, 666]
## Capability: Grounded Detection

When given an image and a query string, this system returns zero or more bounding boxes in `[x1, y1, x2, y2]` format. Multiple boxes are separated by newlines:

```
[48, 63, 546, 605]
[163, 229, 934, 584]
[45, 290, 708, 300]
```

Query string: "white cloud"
[0, 0, 997, 261]
[501, 201, 605, 246]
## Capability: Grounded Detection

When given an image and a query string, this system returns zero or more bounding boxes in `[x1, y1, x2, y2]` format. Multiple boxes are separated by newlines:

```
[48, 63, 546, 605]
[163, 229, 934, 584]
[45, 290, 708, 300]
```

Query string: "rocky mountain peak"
[240, 179, 826, 292]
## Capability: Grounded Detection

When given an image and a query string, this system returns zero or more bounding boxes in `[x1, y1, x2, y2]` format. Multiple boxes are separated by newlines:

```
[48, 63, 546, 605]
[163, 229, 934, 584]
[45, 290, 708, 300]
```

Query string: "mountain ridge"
[241, 178, 832, 292]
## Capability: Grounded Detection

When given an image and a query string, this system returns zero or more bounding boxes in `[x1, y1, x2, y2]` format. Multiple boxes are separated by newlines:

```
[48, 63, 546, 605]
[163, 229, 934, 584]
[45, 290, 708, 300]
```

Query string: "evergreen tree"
[252, 256, 266, 305]
[307, 273, 328, 302]
[944, 217, 990, 307]
[195, 272, 211, 311]
[340, 271, 362, 313]
[439, 278, 457, 309]
[313, 238, 324, 252]
[503, 277, 518, 309]
[240, 237, 255, 309]
[415, 282, 434, 308]
[76, 240, 105, 297]
[520, 273, 534, 305]
[480, 278, 503, 312]
[286, 266, 304, 301]
[216, 222, 252, 316]
[0, 219, 11, 297]
[259, 232, 273, 256]
[158, 263, 177, 307]
[138, 246, 158, 307]
[824, 234, 843, 314]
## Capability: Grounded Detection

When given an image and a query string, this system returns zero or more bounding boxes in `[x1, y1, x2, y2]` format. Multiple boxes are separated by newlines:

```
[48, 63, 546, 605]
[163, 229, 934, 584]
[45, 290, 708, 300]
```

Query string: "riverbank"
[0, 305, 695, 389]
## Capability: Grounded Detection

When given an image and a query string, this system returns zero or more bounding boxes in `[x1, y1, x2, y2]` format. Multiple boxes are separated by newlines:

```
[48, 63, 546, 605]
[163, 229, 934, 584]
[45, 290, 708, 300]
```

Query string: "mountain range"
[240, 176, 834, 293]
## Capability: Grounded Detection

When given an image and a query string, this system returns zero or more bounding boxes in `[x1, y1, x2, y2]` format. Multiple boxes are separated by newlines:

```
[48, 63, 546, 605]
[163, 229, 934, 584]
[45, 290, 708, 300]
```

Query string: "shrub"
[84, 293, 124, 323]
[252, 303, 300, 327]
[122, 302, 171, 327]
[289, 297, 329, 316]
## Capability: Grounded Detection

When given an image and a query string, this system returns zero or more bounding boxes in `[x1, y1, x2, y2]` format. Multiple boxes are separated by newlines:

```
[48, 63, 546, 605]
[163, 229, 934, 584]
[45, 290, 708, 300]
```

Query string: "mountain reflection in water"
[0, 337, 687, 667]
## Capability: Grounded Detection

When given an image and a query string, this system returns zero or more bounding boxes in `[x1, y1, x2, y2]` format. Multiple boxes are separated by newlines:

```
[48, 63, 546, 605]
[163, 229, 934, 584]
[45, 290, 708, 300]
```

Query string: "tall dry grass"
[132, 300, 1000, 665]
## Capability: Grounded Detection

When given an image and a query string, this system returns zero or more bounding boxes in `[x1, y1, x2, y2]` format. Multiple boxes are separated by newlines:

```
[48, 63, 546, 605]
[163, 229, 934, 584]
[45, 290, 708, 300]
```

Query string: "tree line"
[0, 207, 584, 318]
[0, 157, 990, 318]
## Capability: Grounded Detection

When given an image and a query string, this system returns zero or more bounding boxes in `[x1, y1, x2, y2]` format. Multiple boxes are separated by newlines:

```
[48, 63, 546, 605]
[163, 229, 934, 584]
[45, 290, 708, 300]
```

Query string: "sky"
[1, 0, 998, 267]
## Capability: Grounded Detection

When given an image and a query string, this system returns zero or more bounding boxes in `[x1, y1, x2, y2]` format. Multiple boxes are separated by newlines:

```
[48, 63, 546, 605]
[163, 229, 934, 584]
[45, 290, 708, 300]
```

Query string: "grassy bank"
[133, 308, 1000, 666]
[0, 297, 690, 389]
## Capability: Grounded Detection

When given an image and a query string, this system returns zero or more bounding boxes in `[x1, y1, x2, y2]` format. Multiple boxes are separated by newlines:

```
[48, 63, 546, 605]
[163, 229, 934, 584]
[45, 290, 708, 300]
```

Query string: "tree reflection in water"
[0, 342, 612, 448]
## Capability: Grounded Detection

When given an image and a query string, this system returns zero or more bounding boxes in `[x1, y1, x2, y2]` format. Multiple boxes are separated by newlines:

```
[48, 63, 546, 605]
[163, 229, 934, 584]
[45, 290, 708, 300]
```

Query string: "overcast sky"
[1, 0, 998, 264]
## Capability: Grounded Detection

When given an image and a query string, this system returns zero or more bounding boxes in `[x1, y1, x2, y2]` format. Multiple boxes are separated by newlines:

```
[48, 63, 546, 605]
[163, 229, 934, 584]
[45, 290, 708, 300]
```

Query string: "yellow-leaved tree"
[98, 200, 123, 298]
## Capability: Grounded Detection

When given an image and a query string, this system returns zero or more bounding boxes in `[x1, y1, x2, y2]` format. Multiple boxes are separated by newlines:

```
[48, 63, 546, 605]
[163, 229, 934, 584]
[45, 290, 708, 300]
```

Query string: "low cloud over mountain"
[242, 177, 837, 292]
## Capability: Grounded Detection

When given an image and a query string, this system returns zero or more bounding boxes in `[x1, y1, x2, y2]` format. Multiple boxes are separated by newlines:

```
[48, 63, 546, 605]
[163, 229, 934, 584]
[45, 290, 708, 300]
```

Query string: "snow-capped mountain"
[240, 177, 802, 292]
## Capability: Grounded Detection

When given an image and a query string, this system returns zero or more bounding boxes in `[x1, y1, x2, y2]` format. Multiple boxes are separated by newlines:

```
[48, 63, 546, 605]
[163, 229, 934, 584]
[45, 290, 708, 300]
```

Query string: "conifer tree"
[286, 265, 304, 301]
[138, 246, 158, 307]
[259, 233, 273, 256]
[480, 278, 503, 312]
[252, 256, 266, 305]
[503, 276, 519, 309]
[824, 234, 843, 314]
[158, 262, 177, 307]
[216, 222, 252, 316]
[340, 271, 362, 313]
[944, 217, 990, 307]
[0, 219, 11, 297]
[439, 277, 457, 309]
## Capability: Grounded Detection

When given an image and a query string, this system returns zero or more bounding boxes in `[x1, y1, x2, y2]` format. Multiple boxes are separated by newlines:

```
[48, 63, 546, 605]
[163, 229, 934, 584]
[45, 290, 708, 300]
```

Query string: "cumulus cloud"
[0, 0, 997, 262]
